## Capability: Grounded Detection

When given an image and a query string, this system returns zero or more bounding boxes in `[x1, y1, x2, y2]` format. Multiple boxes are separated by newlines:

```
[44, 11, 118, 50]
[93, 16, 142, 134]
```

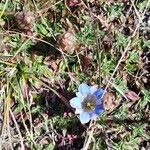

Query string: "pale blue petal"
[94, 105, 104, 115]
[79, 112, 90, 124]
[78, 83, 90, 96]
[75, 108, 83, 114]
[76, 92, 84, 101]
[70, 97, 82, 109]
[90, 85, 97, 94]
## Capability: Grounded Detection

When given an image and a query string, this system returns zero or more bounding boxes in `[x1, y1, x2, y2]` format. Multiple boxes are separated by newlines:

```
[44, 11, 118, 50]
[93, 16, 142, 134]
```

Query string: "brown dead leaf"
[103, 32, 115, 52]
[57, 30, 77, 54]
[39, 136, 49, 145]
[66, 0, 79, 7]
[79, 54, 92, 70]
[15, 10, 35, 34]
[103, 92, 120, 113]
[124, 90, 140, 101]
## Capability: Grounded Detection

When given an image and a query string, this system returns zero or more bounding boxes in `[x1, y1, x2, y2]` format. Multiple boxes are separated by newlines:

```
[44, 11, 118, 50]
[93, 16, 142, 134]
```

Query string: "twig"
[94, 22, 102, 87]
[82, 120, 94, 150]
[20, 112, 37, 148]
[131, 0, 145, 27]
[82, 127, 94, 150]
[7, 113, 14, 150]
[9, 109, 25, 150]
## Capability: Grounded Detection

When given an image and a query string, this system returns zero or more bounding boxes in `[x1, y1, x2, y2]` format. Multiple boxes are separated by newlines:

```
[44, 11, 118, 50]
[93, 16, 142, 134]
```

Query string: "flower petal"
[70, 97, 82, 109]
[76, 92, 84, 101]
[78, 83, 90, 96]
[94, 105, 104, 115]
[90, 85, 97, 94]
[79, 112, 90, 124]
[93, 88, 104, 104]
[75, 108, 83, 114]
[90, 113, 98, 120]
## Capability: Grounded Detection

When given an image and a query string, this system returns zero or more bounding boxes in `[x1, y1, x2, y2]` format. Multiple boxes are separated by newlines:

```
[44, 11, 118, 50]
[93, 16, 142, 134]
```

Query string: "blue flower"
[70, 83, 104, 124]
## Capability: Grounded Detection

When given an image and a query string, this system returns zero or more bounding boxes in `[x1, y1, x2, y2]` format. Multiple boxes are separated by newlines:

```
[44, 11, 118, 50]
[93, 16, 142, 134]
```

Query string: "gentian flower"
[70, 83, 104, 124]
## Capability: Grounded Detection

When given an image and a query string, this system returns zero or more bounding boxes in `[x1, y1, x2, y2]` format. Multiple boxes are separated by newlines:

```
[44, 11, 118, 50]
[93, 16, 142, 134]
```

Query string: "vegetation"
[0, 0, 150, 149]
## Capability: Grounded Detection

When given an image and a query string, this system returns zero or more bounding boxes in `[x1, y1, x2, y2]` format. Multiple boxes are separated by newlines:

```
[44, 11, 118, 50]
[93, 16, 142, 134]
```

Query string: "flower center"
[81, 94, 96, 112]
